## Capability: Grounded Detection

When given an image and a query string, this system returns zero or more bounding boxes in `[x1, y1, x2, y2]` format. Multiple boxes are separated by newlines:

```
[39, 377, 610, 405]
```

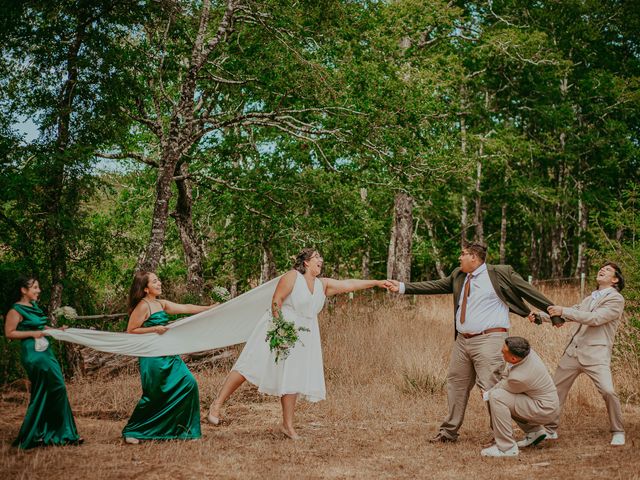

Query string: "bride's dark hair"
[293, 248, 318, 274]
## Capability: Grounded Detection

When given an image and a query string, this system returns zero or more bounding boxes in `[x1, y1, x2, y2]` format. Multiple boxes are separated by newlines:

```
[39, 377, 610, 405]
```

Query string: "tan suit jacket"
[544, 288, 624, 366]
[492, 350, 559, 417]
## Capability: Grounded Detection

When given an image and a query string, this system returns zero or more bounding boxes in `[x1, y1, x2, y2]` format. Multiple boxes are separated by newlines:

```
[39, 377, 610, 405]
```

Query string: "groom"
[388, 242, 556, 443]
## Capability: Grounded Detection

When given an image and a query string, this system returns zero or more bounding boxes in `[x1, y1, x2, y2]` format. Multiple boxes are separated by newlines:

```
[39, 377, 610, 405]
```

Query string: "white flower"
[211, 286, 231, 302]
[53, 306, 78, 321]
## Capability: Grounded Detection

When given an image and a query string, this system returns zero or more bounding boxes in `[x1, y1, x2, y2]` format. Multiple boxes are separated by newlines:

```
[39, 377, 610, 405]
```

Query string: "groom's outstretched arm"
[388, 272, 455, 296]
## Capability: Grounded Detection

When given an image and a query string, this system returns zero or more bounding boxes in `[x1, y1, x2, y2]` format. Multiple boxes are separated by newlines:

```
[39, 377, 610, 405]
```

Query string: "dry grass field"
[1, 285, 639, 479]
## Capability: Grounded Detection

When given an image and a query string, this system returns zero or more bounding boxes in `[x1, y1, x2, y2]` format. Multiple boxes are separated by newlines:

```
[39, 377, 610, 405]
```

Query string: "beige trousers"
[488, 388, 558, 451]
[438, 332, 507, 440]
[546, 354, 624, 433]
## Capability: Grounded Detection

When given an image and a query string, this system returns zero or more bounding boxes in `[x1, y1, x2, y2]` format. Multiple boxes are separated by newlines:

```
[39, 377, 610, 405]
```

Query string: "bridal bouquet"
[265, 304, 310, 364]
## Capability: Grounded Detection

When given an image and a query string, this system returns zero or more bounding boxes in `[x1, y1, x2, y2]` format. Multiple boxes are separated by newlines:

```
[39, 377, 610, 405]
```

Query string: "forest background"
[0, 0, 638, 384]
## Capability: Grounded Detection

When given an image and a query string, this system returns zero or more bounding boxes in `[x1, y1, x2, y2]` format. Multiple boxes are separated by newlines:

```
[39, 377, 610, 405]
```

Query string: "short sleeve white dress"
[233, 271, 327, 402]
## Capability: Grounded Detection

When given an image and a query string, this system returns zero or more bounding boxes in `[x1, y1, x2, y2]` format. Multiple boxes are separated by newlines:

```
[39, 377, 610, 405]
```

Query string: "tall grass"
[47, 284, 640, 421]
[1, 284, 638, 480]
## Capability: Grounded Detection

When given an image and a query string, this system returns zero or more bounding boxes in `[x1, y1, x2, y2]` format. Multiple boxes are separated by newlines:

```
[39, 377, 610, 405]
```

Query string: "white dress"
[233, 271, 327, 402]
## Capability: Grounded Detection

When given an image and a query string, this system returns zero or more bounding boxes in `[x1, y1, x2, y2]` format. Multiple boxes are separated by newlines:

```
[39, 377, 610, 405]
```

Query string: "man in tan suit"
[531, 262, 626, 446]
[481, 336, 559, 457]
[388, 243, 557, 442]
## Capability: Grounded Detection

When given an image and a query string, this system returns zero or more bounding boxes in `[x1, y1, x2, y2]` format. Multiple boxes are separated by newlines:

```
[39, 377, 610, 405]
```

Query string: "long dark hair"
[293, 248, 318, 274]
[13, 276, 38, 304]
[128, 271, 153, 314]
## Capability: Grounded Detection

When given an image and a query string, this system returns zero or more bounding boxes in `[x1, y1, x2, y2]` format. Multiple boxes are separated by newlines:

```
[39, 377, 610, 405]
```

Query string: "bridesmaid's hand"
[32, 331, 46, 339]
[154, 326, 169, 335]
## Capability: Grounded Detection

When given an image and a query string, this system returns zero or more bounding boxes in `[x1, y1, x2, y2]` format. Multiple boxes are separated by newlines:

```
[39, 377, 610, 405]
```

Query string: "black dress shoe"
[429, 433, 456, 443]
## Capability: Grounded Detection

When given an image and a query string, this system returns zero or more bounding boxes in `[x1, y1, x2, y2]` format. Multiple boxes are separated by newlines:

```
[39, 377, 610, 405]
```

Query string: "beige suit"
[488, 350, 560, 451]
[543, 287, 625, 433]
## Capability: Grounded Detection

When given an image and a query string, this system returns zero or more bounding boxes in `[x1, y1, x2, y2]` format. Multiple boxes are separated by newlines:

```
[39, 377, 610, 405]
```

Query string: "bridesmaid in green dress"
[4, 277, 82, 449]
[122, 271, 215, 444]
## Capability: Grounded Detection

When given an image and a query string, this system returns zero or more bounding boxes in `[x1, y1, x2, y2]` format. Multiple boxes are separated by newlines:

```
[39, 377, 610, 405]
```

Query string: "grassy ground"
[1, 285, 638, 479]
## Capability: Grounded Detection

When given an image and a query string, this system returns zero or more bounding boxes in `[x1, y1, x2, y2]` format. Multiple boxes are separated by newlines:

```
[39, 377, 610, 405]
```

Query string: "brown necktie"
[460, 274, 472, 324]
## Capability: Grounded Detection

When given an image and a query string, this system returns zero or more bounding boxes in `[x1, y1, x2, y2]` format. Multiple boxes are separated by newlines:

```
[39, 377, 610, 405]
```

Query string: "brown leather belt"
[459, 327, 508, 339]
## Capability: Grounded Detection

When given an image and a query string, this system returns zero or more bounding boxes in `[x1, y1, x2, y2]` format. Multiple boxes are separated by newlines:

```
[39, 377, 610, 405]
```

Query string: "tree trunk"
[473, 143, 484, 244]
[387, 192, 413, 282]
[361, 249, 370, 279]
[529, 230, 539, 279]
[573, 188, 588, 277]
[551, 160, 566, 278]
[138, 0, 230, 272]
[459, 84, 469, 247]
[360, 188, 370, 279]
[260, 242, 277, 284]
[139, 160, 178, 272]
[172, 162, 205, 297]
[460, 195, 468, 247]
[44, 18, 89, 317]
[225, 216, 239, 298]
[551, 204, 564, 278]
[425, 199, 445, 278]
[500, 203, 507, 264]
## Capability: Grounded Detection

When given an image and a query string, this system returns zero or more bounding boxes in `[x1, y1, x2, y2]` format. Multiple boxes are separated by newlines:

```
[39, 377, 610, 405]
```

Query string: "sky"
[15, 116, 39, 142]
[13, 116, 128, 173]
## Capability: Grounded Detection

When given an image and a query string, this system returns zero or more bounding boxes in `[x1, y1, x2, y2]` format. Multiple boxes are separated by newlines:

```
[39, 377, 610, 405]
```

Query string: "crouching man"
[481, 337, 559, 457]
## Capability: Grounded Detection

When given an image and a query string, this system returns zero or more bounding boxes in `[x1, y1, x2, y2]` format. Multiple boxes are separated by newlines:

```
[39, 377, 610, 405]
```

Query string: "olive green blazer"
[404, 264, 554, 338]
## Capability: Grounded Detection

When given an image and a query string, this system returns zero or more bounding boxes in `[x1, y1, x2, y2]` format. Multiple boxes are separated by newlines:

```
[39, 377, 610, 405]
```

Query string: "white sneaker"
[124, 437, 140, 445]
[611, 432, 625, 446]
[516, 430, 547, 448]
[481, 444, 519, 457]
[546, 431, 558, 440]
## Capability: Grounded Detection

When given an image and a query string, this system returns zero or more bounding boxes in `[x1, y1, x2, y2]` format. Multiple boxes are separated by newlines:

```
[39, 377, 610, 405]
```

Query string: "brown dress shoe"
[429, 433, 456, 443]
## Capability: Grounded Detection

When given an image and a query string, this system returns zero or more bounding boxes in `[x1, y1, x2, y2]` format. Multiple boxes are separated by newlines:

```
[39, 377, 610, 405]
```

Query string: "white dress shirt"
[399, 263, 510, 334]
[590, 287, 614, 308]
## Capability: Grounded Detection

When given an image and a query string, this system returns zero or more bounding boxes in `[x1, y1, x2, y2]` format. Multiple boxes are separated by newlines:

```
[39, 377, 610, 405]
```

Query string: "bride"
[207, 248, 389, 439]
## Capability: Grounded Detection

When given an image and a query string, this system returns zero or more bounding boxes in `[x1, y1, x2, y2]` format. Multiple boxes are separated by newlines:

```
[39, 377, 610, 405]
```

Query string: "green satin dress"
[12, 303, 81, 449]
[122, 310, 201, 441]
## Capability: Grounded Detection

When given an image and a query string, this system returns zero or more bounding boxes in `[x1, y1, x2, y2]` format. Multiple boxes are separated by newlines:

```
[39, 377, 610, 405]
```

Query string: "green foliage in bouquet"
[265, 303, 310, 364]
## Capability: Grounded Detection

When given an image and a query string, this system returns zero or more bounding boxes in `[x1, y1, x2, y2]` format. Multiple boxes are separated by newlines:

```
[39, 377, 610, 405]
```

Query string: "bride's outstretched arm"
[272, 270, 297, 317]
[321, 278, 389, 297]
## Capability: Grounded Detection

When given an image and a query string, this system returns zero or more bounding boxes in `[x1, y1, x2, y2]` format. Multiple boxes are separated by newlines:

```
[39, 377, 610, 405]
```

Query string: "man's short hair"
[462, 242, 487, 262]
[602, 262, 625, 292]
[505, 336, 530, 359]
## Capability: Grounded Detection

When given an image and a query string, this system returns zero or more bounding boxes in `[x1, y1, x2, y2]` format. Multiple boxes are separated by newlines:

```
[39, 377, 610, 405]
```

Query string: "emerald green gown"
[122, 310, 201, 440]
[12, 303, 81, 449]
